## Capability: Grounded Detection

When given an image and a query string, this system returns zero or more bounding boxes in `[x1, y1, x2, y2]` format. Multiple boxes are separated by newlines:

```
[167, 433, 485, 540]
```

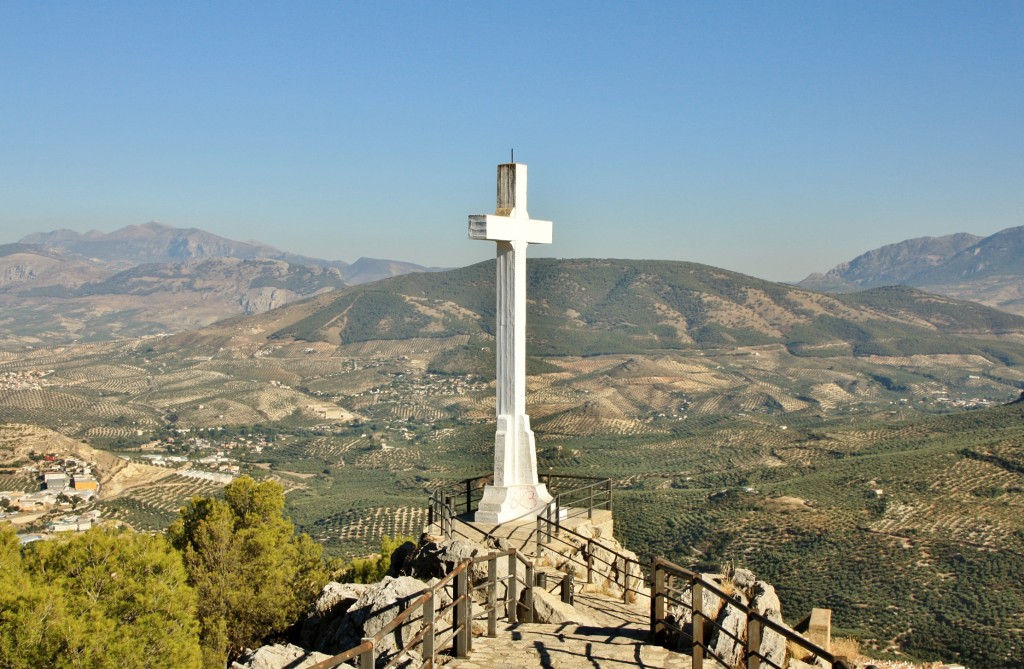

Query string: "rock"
[669, 582, 723, 651]
[750, 581, 786, 669]
[402, 538, 482, 580]
[521, 586, 596, 625]
[400, 539, 445, 579]
[709, 592, 748, 669]
[352, 576, 432, 654]
[400, 537, 526, 613]
[306, 576, 432, 658]
[575, 534, 644, 601]
[612, 546, 647, 603]
[299, 581, 369, 649]
[230, 643, 331, 669]
[731, 567, 756, 591]
[789, 655, 831, 669]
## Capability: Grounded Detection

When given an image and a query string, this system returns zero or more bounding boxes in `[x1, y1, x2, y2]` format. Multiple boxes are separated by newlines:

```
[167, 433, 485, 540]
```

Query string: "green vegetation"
[613, 403, 1024, 669]
[168, 477, 328, 668]
[0, 526, 202, 669]
[338, 534, 417, 583]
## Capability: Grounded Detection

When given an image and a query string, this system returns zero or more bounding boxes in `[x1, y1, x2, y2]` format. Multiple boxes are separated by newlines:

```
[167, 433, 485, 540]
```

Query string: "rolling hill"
[188, 257, 1024, 364]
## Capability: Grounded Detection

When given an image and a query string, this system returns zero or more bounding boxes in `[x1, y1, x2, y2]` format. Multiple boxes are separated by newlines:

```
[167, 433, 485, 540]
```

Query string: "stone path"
[447, 591, 691, 669]
[433, 510, 695, 667]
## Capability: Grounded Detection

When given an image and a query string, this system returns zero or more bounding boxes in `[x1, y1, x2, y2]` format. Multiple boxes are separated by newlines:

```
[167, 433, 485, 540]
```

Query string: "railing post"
[535, 515, 543, 556]
[467, 568, 474, 654]
[586, 538, 594, 584]
[692, 581, 704, 669]
[465, 478, 472, 514]
[428, 494, 434, 527]
[454, 565, 469, 657]
[651, 562, 665, 640]
[747, 616, 762, 669]
[545, 504, 552, 544]
[555, 496, 561, 536]
[524, 563, 535, 623]
[360, 637, 374, 669]
[443, 495, 453, 540]
[487, 552, 498, 638]
[507, 551, 518, 624]
[606, 478, 613, 512]
[423, 590, 436, 666]
[561, 571, 574, 605]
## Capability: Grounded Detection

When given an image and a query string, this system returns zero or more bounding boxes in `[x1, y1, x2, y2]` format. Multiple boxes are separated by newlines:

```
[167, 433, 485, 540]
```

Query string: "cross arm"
[468, 215, 553, 245]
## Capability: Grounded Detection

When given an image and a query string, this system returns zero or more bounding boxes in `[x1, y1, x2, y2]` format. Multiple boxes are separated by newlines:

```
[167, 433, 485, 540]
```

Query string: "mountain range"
[0, 222, 444, 346]
[799, 225, 1024, 315]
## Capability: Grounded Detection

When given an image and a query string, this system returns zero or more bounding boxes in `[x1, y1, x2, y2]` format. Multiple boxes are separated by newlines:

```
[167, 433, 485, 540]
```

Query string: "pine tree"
[168, 476, 327, 667]
[0, 526, 202, 669]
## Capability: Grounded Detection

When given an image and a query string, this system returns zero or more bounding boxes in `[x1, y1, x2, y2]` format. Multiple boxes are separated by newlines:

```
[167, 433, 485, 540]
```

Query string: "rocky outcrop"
[299, 581, 369, 649]
[294, 536, 525, 666]
[750, 580, 786, 668]
[540, 518, 648, 603]
[230, 643, 331, 669]
[300, 576, 434, 664]
[666, 566, 824, 669]
[400, 538, 481, 580]
[667, 579, 723, 650]
[398, 536, 524, 610]
[710, 592, 748, 669]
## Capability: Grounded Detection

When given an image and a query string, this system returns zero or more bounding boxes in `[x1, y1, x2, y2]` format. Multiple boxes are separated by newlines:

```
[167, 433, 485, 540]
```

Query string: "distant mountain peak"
[14, 224, 451, 285]
[799, 226, 1024, 315]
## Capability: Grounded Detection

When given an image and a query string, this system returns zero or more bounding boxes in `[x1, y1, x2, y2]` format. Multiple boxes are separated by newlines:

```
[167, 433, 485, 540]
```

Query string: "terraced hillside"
[2, 258, 1023, 667]
[612, 401, 1024, 669]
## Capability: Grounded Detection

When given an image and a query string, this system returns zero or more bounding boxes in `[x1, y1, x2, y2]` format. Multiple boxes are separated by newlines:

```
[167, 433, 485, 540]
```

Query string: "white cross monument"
[469, 162, 554, 523]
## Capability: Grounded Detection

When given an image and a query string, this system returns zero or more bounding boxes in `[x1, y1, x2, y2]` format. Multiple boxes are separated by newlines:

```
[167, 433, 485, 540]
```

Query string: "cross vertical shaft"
[468, 163, 554, 523]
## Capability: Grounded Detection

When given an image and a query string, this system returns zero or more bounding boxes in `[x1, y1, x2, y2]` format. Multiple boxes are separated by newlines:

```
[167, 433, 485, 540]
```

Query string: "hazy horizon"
[2, 2, 1021, 282]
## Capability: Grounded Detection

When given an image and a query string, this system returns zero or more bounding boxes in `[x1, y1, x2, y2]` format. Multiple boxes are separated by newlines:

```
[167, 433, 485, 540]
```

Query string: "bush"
[339, 534, 417, 584]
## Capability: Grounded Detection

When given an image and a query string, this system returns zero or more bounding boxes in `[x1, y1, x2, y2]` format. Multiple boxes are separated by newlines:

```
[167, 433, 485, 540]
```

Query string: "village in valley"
[1, 452, 103, 542]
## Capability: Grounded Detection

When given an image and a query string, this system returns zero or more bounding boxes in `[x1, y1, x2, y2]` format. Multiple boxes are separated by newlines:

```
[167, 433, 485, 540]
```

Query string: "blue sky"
[2, 2, 1021, 281]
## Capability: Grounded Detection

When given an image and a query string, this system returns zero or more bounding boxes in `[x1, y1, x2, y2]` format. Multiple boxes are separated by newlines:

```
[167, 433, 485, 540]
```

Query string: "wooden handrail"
[307, 549, 529, 669]
[306, 638, 373, 669]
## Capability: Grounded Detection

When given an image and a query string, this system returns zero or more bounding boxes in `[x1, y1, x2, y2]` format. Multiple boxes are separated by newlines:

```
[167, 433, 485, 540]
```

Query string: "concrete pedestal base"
[474, 483, 553, 524]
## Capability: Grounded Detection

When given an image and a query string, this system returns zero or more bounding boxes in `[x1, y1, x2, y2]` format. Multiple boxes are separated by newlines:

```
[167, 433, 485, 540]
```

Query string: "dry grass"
[831, 636, 862, 660]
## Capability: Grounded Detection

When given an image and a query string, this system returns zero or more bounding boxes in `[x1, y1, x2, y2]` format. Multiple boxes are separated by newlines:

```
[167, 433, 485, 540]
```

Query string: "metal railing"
[309, 548, 535, 669]
[543, 474, 613, 523]
[426, 475, 491, 523]
[427, 473, 611, 521]
[427, 476, 836, 667]
[651, 557, 836, 669]
[534, 510, 647, 605]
